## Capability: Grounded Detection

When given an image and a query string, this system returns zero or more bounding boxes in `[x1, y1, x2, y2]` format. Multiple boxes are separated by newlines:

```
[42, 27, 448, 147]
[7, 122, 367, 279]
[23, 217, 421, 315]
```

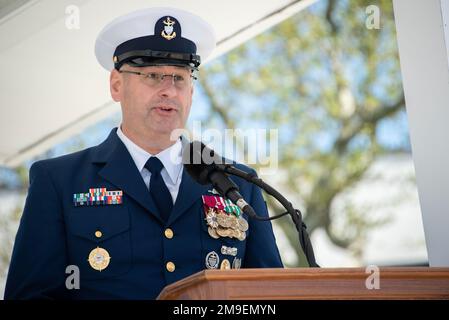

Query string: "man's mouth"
[153, 106, 178, 113]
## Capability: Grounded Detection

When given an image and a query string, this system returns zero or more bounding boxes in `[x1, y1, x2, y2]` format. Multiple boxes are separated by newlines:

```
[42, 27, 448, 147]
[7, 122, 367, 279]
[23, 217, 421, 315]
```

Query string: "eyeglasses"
[119, 70, 197, 89]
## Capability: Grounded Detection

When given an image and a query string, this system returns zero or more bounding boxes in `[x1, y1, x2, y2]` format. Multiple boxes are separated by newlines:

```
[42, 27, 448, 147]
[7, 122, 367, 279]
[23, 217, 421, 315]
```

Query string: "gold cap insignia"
[161, 16, 176, 40]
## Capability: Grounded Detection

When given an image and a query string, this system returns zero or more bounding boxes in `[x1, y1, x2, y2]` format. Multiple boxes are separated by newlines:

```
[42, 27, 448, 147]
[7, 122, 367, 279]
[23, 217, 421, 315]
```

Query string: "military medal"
[74, 188, 123, 207]
[230, 215, 239, 230]
[208, 226, 220, 239]
[205, 208, 219, 228]
[202, 195, 249, 241]
[220, 259, 231, 270]
[232, 258, 242, 269]
[238, 217, 249, 232]
[205, 251, 220, 269]
[88, 247, 111, 271]
[223, 198, 242, 216]
[216, 213, 232, 228]
[221, 245, 237, 257]
[216, 227, 229, 238]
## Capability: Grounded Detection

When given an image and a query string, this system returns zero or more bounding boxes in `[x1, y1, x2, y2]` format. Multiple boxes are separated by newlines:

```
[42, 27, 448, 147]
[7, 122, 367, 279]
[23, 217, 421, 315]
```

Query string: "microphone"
[183, 142, 318, 266]
[183, 141, 257, 219]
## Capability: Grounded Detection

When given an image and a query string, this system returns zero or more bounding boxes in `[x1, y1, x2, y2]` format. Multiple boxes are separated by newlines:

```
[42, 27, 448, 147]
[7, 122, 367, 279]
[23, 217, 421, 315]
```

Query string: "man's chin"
[152, 125, 182, 137]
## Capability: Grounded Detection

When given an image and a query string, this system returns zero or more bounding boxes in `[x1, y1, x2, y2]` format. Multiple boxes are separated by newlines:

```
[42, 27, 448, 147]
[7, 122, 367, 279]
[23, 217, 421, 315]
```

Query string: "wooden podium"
[157, 267, 449, 300]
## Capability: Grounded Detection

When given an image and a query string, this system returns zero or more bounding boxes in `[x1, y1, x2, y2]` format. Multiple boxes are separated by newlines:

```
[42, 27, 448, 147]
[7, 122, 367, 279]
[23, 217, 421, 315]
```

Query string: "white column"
[393, 0, 449, 266]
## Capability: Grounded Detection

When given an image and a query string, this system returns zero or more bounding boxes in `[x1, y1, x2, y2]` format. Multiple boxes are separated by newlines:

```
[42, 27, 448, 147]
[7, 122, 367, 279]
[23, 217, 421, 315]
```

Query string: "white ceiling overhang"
[0, 0, 316, 167]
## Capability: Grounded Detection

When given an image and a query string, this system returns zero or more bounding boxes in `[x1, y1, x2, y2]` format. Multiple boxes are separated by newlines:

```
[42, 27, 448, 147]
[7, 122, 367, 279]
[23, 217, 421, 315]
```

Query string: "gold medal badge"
[220, 258, 231, 270]
[208, 226, 220, 239]
[202, 195, 249, 241]
[88, 247, 111, 271]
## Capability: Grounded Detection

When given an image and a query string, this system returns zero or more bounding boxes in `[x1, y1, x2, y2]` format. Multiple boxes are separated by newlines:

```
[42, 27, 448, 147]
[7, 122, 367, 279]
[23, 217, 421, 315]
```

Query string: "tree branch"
[325, 0, 338, 35]
[198, 72, 236, 128]
[335, 94, 405, 153]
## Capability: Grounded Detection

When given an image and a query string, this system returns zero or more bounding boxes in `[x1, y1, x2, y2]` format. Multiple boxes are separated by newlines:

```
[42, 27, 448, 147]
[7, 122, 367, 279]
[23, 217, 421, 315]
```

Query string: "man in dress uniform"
[4, 7, 283, 300]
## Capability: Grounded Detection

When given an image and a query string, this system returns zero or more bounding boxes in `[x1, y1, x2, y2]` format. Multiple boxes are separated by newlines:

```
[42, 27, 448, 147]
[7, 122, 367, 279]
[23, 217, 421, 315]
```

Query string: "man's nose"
[157, 76, 177, 97]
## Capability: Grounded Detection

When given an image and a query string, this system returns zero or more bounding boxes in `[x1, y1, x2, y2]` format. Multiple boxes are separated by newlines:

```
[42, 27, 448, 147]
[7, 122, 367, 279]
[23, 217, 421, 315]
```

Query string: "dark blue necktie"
[145, 157, 173, 222]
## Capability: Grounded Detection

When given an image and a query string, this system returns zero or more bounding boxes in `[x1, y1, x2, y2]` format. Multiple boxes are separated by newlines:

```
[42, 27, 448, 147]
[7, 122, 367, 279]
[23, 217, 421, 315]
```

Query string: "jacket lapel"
[167, 135, 210, 225]
[168, 169, 210, 225]
[92, 129, 165, 224]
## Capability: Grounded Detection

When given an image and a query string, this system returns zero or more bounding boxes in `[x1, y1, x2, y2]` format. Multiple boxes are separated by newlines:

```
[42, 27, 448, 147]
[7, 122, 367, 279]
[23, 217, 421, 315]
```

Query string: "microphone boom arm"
[218, 164, 319, 268]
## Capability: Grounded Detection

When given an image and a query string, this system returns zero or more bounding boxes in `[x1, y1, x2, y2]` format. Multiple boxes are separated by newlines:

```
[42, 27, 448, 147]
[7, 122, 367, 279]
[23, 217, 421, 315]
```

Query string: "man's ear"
[110, 69, 122, 102]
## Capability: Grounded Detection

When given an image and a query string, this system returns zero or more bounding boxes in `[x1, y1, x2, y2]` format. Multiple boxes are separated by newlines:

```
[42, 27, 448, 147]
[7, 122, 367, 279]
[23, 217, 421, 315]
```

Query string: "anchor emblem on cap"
[161, 16, 176, 40]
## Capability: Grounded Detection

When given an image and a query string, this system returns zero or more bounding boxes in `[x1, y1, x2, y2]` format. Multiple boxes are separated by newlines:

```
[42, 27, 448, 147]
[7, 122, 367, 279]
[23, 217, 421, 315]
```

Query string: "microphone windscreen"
[182, 141, 226, 185]
[182, 141, 210, 185]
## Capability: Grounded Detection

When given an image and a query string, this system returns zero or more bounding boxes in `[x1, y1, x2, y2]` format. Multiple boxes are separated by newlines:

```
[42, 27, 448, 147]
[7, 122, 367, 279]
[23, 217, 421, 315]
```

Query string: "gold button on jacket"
[166, 261, 175, 272]
[164, 228, 174, 239]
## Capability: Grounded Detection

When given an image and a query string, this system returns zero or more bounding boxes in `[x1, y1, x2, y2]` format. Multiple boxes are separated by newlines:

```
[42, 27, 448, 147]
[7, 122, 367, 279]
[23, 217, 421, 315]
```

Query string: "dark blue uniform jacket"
[5, 128, 283, 299]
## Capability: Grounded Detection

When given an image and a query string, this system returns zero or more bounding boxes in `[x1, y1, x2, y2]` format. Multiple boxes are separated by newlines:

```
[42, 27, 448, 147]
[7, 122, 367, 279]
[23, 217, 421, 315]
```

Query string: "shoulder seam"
[32, 162, 65, 219]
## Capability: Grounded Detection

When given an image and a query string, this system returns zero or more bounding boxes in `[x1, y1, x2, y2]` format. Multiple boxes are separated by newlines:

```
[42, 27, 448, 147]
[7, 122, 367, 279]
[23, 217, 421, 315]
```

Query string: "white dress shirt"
[116, 126, 183, 203]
